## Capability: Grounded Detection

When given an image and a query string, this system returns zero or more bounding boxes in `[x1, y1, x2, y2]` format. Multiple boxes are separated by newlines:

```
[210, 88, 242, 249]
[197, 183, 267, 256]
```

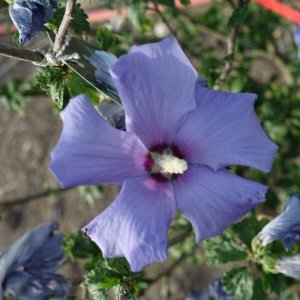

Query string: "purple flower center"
[144, 143, 187, 182]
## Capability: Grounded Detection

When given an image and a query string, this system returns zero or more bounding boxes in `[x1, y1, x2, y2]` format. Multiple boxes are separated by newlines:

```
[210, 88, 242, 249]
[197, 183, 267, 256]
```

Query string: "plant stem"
[0, 42, 44, 64]
[152, 2, 179, 40]
[150, 253, 187, 284]
[0, 187, 74, 208]
[168, 227, 193, 246]
[213, 0, 244, 89]
[52, 0, 76, 53]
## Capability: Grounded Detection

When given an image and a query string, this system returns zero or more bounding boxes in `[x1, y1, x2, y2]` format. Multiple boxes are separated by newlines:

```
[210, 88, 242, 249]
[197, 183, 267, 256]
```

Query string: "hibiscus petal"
[109, 37, 198, 148]
[259, 195, 300, 249]
[9, 5, 33, 44]
[276, 254, 300, 279]
[50, 95, 147, 187]
[173, 85, 278, 172]
[83, 177, 175, 271]
[173, 165, 267, 242]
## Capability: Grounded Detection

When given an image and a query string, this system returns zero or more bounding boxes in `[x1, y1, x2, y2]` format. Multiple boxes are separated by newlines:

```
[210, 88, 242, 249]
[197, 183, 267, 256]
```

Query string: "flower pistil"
[155, 153, 187, 174]
[144, 144, 188, 182]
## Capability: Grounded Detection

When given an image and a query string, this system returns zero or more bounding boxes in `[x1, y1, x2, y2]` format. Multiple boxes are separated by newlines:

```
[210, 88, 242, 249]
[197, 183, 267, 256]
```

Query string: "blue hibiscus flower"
[9, 0, 56, 44]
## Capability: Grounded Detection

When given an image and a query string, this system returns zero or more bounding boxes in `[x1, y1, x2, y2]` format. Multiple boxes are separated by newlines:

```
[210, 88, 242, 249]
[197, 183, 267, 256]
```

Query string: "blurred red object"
[254, 0, 300, 24]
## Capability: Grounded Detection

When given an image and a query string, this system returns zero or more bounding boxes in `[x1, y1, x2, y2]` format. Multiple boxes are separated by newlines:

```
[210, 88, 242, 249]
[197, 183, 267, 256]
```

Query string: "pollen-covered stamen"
[144, 144, 187, 182]
[156, 154, 188, 174]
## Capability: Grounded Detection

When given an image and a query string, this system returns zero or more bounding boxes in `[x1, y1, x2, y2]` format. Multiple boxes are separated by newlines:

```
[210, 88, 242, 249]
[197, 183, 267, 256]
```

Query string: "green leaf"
[86, 267, 122, 289]
[36, 66, 70, 109]
[222, 267, 254, 300]
[96, 28, 117, 51]
[228, 7, 248, 28]
[49, 3, 89, 33]
[252, 278, 268, 300]
[98, 270, 123, 289]
[202, 231, 248, 265]
[62, 231, 100, 261]
[36, 66, 99, 108]
[85, 276, 108, 300]
[112, 284, 138, 300]
[85, 255, 145, 297]
[106, 257, 131, 276]
[233, 214, 268, 248]
[67, 71, 99, 105]
[261, 255, 278, 273]
[261, 271, 287, 295]
[71, 3, 90, 32]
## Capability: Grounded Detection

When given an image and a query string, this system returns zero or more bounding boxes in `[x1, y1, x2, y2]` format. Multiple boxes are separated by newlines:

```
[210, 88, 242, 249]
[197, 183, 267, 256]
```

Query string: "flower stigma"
[156, 153, 188, 174]
[144, 144, 188, 182]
